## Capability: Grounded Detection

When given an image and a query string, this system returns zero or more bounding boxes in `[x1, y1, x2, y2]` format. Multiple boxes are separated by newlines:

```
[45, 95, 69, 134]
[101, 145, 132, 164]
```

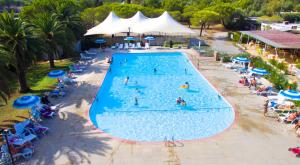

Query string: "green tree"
[33, 13, 66, 68]
[144, 0, 162, 8]
[0, 48, 11, 104]
[191, 10, 219, 36]
[0, 11, 36, 92]
[208, 3, 236, 28]
[162, 0, 187, 12]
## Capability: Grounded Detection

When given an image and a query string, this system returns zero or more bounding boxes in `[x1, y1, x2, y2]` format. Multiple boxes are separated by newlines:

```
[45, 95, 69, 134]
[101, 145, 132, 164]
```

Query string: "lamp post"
[2, 129, 15, 165]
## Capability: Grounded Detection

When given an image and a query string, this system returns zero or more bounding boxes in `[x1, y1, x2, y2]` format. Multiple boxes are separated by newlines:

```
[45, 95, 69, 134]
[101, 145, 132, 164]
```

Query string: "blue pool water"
[89, 52, 235, 142]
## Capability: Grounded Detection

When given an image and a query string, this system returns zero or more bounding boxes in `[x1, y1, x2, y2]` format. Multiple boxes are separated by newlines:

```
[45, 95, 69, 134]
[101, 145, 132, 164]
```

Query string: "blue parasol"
[13, 95, 40, 109]
[233, 57, 250, 63]
[48, 70, 65, 78]
[124, 36, 136, 41]
[95, 38, 106, 44]
[251, 68, 269, 76]
[278, 90, 300, 101]
[144, 36, 155, 41]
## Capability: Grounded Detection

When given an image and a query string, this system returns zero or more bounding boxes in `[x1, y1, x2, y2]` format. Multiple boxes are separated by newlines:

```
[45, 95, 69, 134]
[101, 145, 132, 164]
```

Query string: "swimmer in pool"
[181, 100, 186, 106]
[176, 97, 182, 104]
[185, 82, 189, 89]
[135, 97, 138, 105]
[154, 68, 157, 74]
[124, 76, 129, 85]
[185, 68, 187, 74]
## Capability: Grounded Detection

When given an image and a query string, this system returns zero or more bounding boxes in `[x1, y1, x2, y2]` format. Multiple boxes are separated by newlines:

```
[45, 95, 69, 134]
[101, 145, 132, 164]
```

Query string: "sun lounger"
[14, 123, 37, 142]
[49, 89, 66, 97]
[145, 42, 150, 49]
[124, 43, 129, 50]
[136, 42, 142, 49]
[131, 43, 136, 49]
[80, 53, 93, 61]
[84, 50, 97, 56]
[17, 120, 49, 137]
[69, 65, 83, 73]
[1, 144, 34, 160]
[118, 44, 123, 49]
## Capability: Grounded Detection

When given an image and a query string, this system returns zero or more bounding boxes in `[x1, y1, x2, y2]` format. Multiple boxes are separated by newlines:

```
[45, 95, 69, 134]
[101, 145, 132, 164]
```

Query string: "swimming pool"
[89, 52, 235, 142]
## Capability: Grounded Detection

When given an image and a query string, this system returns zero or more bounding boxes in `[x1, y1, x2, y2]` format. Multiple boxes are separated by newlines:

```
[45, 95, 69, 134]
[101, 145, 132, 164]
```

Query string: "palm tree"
[0, 11, 35, 93]
[0, 55, 10, 104]
[56, 2, 85, 57]
[33, 13, 65, 68]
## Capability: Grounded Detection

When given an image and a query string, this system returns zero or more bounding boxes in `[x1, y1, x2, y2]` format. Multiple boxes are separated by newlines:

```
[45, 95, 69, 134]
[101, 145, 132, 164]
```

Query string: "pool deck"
[27, 48, 300, 165]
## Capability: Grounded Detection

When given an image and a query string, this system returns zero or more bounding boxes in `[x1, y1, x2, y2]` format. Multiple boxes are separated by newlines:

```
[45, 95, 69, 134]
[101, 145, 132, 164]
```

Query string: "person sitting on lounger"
[284, 112, 299, 123]
[249, 77, 257, 89]
[41, 93, 51, 105]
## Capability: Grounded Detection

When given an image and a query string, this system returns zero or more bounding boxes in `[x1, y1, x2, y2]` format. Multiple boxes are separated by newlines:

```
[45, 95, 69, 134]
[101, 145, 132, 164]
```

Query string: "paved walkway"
[210, 32, 243, 55]
[26, 48, 300, 165]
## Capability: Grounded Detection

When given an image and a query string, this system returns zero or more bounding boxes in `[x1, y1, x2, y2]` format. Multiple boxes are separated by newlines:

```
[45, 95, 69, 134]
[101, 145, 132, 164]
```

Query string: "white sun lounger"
[131, 43, 136, 49]
[145, 42, 150, 49]
[124, 43, 129, 50]
[118, 44, 123, 49]
[136, 42, 142, 49]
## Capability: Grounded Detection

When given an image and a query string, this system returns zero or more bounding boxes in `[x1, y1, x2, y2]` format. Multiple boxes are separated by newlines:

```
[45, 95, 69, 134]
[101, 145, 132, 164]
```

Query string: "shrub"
[251, 56, 296, 90]
[234, 52, 250, 58]
[269, 59, 277, 66]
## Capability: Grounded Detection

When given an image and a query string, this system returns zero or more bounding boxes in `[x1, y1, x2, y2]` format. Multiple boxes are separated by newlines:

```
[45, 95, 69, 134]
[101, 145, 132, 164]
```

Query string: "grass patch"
[0, 59, 74, 128]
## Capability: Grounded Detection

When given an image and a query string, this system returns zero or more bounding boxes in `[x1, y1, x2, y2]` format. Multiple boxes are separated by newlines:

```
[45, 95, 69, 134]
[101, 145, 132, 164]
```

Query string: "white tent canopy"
[85, 12, 121, 35]
[84, 11, 195, 36]
[118, 11, 149, 33]
[131, 11, 195, 35]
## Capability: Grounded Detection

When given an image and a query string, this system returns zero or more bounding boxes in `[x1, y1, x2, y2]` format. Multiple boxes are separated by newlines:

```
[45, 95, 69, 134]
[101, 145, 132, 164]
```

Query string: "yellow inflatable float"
[180, 85, 188, 89]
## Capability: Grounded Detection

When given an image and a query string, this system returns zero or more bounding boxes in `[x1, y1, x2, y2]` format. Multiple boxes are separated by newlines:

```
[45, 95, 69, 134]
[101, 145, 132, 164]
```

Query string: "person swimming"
[181, 100, 186, 106]
[154, 68, 157, 73]
[125, 58, 127, 63]
[124, 76, 129, 85]
[185, 82, 189, 89]
[176, 97, 182, 104]
[135, 97, 138, 105]
[185, 68, 187, 74]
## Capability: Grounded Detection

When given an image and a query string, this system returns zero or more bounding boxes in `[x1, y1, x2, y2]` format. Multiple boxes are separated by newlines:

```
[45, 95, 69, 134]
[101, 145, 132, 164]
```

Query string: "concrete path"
[25, 48, 300, 165]
[210, 32, 243, 55]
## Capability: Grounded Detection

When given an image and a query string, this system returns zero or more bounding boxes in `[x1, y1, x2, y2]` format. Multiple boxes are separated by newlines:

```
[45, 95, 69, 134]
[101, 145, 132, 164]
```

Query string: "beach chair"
[136, 42, 142, 49]
[32, 106, 56, 119]
[111, 44, 117, 49]
[84, 50, 97, 56]
[14, 123, 37, 140]
[118, 44, 124, 49]
[255, 86, 277, 96]
[1, 144, 34, 160]
[131, 43, 136, 49]
[145, 42, 150, 49]
[124, 43, 129, 50]
[69, 65, 83, 73]
[20, 120, 49, 137]
[49, 89, 66, 97]
[62, 76, 77, 85]
[80, 53, 93, 61]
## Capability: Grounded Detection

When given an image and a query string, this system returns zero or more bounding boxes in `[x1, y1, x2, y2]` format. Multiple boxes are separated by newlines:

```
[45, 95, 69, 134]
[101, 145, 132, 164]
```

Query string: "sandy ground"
[23, 48, 300, 165]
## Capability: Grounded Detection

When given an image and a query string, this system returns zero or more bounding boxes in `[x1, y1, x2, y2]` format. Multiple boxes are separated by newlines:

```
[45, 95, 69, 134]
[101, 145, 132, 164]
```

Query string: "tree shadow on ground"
[22, 112, 112, 165]
[48, 82, 99, 109]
